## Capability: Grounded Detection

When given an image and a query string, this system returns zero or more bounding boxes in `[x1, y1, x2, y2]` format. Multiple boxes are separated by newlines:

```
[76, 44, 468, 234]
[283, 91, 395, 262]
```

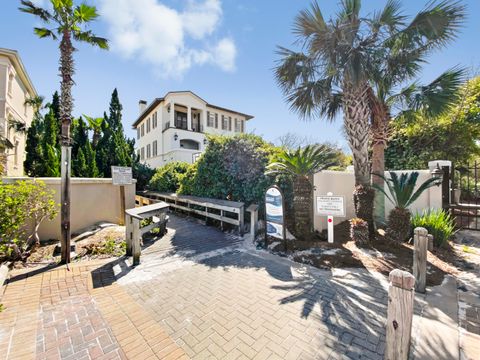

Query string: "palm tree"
[274, 0, 387, 230]
[83, 115, 104, 148]
[20, 0, 108, 264]
[368, 0, 466, 224]
[373, 171, 440, 243]
[267, 145, 338, 239]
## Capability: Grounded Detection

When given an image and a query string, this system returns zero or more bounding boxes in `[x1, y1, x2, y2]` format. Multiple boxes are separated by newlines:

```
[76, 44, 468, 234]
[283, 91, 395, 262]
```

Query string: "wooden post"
[413, 227, 428, 293]
[60, 146, 72, 264]
[238, 205, 244, 236]
[220, 210, 224, 231]
[247, 204, 259, 240]
[385, 269, 415, 360]
[125, 215, 133, 256]
[427, 234, 434, 252]
[132, 218, 141, 266]
[119, 185, 126, 226]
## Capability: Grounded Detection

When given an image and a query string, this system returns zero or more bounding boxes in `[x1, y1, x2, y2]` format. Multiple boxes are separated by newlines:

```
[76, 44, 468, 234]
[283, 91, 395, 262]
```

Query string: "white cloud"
[99, 0, 236, 77]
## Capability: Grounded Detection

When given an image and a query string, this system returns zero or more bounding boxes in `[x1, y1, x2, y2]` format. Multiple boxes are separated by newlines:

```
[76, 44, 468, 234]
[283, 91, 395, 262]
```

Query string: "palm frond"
[19, 0, 53, 22]
[73, 31, 109, 49]
[74, 3, 99, 23]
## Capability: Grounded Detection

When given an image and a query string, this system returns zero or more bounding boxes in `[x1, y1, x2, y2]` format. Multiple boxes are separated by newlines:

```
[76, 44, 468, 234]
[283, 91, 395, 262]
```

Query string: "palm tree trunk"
[369, 90, 390, 225]
[343, 83, 375, 233]
[293, 176, 312, 239]
[343, 83, 371, 186]
[59, 29, 74, 264]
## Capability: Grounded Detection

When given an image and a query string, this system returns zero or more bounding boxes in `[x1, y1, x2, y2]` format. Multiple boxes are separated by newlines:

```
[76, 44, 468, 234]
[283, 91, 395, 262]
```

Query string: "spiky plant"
[20, 0, 108, 264]
[350, 218, 369, 245]
[373, 172, 440, 242]
[266, 144, 338, 239]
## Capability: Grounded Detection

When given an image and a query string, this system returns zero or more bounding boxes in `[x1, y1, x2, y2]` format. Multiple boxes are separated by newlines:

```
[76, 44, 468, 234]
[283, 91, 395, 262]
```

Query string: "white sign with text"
[112, 166, 132, 185]
[316, 195, 345, 217]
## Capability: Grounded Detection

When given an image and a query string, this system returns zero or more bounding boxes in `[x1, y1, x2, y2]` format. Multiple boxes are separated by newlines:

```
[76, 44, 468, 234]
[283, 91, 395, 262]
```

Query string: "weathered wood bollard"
[413, 227, 428, 293]
[385, 269, 415, 360]
[246, 204, 259, 240]
[427, 234, 434, 252]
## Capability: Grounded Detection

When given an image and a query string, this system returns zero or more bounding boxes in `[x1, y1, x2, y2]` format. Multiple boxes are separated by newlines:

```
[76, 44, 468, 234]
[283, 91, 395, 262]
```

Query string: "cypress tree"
[41, 109, 60, 176]
[84, 141, 99, 177]
[24, 117, 43, 176]
[72, 117, 88, 160]
[74, 148, 88, 177]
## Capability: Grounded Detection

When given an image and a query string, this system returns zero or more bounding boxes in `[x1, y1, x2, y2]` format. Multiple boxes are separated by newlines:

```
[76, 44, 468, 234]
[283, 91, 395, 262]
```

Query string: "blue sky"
[1, 0, 479, 150]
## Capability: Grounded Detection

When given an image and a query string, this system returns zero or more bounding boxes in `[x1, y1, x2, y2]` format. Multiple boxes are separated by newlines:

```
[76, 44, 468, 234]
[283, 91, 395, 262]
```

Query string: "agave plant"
[266, 144, 338, 239]
[373, 171, 440, 242]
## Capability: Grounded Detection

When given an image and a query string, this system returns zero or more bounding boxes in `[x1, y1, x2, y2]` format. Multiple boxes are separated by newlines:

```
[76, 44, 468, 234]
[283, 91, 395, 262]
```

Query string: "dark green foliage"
[149, 162, 192, 193]
[24, 89, 136, 178]
[133, 159, 155, 191]
[411, 209, 455, 247]
[372, 172, 440, 209]
[95, 89, 133, 177]
[24, 117, 43, 176]
[178, 134, 274, 207]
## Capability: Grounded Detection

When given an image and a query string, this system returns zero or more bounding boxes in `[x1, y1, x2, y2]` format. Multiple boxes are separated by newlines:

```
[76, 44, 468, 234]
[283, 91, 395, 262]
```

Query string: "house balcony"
[163, 121, 204, 133]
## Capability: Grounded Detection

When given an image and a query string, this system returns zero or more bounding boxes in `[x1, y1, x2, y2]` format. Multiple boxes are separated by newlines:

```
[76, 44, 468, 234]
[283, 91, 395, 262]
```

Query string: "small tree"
[266, 145, 338, 239]
[0, 180, 58, 260]
[373, 172, 440, 243]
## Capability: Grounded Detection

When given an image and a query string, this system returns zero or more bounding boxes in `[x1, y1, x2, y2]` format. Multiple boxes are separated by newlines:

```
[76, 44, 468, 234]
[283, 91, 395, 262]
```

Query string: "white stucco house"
[0, 48, 37, 176]
[132, 91, 254, 167]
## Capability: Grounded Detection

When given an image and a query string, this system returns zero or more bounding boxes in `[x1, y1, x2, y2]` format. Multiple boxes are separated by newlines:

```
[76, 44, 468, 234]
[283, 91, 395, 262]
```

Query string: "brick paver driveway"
[0, 215, 388, 359]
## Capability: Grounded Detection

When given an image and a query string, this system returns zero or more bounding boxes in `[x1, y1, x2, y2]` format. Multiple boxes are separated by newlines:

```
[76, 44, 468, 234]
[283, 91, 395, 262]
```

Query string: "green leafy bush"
[178, 134, 275, 206]
[149, 162, 192, 193]
[0, 180, 58, 260]
[411, 209, 455, 247]
[133, 160, 155, 191]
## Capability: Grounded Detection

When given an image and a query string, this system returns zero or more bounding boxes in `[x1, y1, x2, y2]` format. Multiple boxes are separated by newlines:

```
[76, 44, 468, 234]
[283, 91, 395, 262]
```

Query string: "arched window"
[179, 139, 199, 150]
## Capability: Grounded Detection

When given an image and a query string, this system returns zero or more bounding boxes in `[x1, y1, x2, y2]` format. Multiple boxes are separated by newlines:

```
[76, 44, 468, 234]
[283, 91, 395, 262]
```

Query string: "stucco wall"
[313, 170, 442, 231]
[2, 177, 136, 241]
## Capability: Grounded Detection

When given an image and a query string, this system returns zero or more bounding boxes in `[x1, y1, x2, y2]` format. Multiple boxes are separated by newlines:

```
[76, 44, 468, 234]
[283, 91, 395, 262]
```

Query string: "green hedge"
[149, 161, 193, 193]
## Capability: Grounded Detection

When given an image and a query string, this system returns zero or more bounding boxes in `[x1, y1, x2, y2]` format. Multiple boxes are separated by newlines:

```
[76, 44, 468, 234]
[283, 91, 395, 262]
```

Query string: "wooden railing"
[136, 192, 245, 235]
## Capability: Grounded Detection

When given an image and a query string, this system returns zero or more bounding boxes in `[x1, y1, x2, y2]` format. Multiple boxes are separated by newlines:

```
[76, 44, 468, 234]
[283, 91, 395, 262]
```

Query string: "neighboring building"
[133, 91, 254, 167]
[0, 48, 37, 176]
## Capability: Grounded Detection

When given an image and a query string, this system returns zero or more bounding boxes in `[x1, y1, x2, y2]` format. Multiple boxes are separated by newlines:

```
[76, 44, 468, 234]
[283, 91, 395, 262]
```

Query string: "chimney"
[139, 100, 147, 114]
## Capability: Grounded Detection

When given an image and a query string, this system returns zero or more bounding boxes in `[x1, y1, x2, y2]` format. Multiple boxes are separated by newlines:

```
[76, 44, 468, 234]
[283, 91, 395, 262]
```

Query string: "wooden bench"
[125, 202, 170, 265]
[137, 192, 246, 235]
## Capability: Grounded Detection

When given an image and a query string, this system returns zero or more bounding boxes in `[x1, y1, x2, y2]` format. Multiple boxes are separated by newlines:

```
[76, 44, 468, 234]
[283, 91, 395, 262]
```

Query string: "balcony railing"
[163, 122, 204, 133]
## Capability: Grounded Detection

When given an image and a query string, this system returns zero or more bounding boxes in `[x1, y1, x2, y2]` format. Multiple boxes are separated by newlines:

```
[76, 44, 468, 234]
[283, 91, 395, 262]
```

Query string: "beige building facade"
[0, 48, 37, 176]
[133, 91, 254, 167]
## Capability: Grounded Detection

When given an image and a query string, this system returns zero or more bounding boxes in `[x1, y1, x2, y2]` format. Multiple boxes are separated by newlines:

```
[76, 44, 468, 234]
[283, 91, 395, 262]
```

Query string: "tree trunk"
[369, 89, 390, 226]
[59, 29, 74, 264]
[343, 83, 374, 233]
[293, 176, 312, 240]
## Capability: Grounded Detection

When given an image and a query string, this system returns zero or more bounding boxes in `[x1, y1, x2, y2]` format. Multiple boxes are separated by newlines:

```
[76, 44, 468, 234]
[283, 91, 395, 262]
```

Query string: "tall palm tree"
[83, 115, 104, 148]
[368, 0, 466, 223]
[20, 0, 108, 264]
[267, 145, 338, 239]
[275, 0, 391, 230]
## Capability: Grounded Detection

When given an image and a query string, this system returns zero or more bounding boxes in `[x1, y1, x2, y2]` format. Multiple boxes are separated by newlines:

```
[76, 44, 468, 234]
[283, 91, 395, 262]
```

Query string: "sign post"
[265, 185, 286, 250]
[316, 192, 345, 244]
[112, 166, 133, 226]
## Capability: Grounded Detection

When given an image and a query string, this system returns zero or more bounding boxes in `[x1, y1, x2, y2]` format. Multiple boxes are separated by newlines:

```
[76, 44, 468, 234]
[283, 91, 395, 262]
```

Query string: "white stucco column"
[170, 100, 175, 128]
[187, 106, 192, 131]
[201, 110, 206, 132]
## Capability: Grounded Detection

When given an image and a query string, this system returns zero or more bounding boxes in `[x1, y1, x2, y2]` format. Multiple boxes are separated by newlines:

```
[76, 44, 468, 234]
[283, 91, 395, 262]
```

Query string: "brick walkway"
[0, 215, 390, 360]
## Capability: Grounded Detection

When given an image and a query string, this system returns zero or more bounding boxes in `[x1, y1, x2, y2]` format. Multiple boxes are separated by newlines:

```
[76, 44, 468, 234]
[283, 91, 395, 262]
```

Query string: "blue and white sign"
[265, 186, 285, 240]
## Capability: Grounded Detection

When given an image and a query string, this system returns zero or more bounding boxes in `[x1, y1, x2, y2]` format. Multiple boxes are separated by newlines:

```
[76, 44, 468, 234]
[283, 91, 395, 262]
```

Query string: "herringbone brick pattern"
[120, 216, 389, 360]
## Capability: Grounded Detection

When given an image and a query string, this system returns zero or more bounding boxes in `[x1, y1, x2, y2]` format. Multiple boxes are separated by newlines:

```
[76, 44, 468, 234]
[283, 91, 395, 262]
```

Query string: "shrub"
[149, 162, 192, 193]
[411, 209, 455, 247]
[0, 180, 58, 261]
[133, 161, 155, 191]
[350, 218, 369, 245]
[178, 134, 275, 206]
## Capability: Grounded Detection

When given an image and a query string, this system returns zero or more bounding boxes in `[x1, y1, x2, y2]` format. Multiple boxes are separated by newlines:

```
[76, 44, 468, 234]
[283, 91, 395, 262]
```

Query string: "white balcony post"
[187, 106, 192, 131]
[170, 100, 175, 128]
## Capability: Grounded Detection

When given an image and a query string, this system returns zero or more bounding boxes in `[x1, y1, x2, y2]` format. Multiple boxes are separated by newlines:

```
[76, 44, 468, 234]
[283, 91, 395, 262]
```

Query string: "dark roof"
[132, 91, 254, 128]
